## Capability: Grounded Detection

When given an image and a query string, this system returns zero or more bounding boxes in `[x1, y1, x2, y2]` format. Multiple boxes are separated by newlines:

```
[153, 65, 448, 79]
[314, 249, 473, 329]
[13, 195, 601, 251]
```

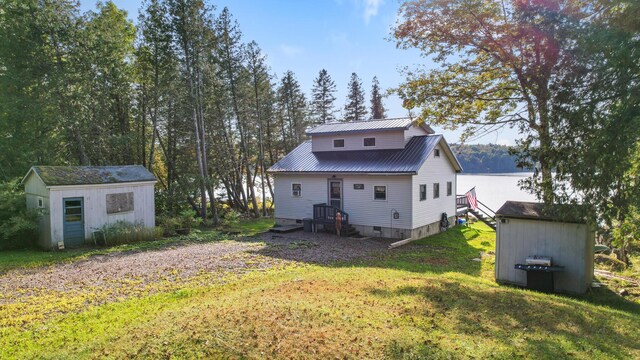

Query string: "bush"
[97, 221, 162, 246]
[0, 179, 39, 250]
[221, 208, 241, 227]
[157, 210, 201, 236]
[594, 254, 627, 272]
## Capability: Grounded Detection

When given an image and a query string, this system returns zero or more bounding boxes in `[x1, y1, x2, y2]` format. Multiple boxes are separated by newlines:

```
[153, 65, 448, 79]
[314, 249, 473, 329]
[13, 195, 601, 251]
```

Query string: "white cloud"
[280, 44, 303, 57]
[363, 0, 384, 23]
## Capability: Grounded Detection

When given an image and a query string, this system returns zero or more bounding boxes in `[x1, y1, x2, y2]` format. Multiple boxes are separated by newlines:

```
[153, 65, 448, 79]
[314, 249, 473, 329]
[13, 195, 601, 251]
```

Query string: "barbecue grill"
[515, 256, 564, 293]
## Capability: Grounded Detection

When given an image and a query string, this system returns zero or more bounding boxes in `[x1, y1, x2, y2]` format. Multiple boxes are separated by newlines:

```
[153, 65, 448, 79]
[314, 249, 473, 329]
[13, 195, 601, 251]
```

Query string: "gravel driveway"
[0, 231, 397, 324]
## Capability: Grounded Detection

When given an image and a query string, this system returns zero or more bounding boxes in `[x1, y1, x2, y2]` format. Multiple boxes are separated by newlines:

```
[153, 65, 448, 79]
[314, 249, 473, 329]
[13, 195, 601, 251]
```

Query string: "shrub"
[0, 179, 39, 250]
[97, 221, 162, 246]
[594, 254, 627, 272]
[157, 210, 201, 236]
[221, 209, 241, 227]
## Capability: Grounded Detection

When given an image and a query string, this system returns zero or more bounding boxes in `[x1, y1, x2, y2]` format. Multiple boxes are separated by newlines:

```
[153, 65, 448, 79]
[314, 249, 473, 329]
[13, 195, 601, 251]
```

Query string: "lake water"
[457, 173, 537, 212]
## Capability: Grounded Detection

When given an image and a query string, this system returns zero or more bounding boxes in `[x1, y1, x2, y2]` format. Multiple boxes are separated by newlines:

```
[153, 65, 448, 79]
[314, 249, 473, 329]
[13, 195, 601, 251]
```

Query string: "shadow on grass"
[370, 281, 640, 358]
[241, 225, 488, 277]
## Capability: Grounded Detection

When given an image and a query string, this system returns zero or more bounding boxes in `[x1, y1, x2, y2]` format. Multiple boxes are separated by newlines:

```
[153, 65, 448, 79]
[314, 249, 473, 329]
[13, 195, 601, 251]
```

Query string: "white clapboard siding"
[411, 141, 457, 228]
[496, 218, 594, 294]
[48, 183, 155, 245]
[404, 125, 430, 144]
[274, 173, 412, 229]
[311, 130, 406, 152]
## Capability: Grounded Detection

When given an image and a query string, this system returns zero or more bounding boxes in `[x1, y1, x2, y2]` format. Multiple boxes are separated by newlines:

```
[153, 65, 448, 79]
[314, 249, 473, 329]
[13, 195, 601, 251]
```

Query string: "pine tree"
[344, 72, 367, 122]
[277, 71, 308, 152]
[310, 69, 337, 124]
[370, 76, 386, 119]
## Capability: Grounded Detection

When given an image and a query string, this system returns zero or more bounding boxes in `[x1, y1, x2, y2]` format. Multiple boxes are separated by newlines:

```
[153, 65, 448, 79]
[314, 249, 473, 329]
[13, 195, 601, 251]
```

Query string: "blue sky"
[80, 0, 520, 145]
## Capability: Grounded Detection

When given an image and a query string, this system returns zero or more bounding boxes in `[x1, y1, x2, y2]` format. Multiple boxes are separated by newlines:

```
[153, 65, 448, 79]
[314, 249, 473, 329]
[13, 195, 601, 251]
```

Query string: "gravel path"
[0, 231, 397, 311]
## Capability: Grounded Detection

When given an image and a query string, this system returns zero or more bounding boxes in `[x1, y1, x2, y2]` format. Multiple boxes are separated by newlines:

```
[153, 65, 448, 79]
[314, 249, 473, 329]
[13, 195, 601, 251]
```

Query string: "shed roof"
[495, 201, 586, 224]
[268, 135, 462, 174]
[24, 165, 156, 186]
[306, 117, 434, 135]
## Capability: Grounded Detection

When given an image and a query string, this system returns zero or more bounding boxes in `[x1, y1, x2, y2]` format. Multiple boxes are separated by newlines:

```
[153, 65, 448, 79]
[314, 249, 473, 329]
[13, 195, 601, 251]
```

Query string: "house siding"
[411, 141, 457, 230]
[311, 130, 406, 152]
[274, 173, 413, 236]
[48, 183, 155, 249]
[404, 126, 430, 144]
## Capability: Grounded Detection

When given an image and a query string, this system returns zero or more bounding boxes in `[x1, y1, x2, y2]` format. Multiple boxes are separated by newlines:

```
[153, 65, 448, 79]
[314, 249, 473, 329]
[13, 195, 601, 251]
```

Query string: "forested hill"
[450, 144, 530, 174]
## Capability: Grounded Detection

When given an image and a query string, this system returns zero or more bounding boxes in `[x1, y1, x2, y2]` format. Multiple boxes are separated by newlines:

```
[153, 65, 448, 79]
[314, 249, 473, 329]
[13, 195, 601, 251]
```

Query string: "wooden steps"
[469, 209, 497, 230]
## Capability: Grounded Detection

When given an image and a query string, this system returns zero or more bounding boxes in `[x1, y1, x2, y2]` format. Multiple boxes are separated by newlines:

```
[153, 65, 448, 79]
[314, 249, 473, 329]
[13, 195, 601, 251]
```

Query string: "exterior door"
[328, 180, 343, 209]
[63, 197, 85, 247]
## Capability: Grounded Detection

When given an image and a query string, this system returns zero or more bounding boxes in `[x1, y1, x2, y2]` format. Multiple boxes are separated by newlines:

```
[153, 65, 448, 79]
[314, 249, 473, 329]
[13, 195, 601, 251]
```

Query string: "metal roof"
[268, 135, 461, 174]
[306, 117, 434, 135]
[496, 201, 586, 224]
[25, 165, 156, 186]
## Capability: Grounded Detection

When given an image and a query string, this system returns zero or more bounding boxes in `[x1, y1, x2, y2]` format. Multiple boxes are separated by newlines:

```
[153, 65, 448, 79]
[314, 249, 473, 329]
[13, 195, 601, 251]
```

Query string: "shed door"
[63, 197, 85, 247]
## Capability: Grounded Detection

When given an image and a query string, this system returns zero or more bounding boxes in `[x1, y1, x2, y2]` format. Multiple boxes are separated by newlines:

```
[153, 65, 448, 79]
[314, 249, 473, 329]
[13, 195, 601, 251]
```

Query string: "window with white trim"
[434, 149, 440, 157]
[333, 139, 345, 148]
[363, 137, 376, 147]
[447, 182, 452, 196]
[419, 184, 426, 201]
[292, 183, 302, 197]
[433, 183, 440, 199]
[374, 186, 387, 201]
[37, 197, 44, 208]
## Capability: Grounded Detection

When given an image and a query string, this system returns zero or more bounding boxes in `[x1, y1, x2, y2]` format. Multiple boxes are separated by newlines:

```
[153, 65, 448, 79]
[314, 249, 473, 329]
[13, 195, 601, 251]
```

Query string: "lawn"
[1, 221, 638, 359]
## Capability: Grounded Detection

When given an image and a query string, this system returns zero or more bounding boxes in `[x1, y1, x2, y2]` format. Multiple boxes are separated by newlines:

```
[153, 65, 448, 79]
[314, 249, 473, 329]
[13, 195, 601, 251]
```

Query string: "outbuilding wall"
[495, 217, 595, 294]
[48, 182, 155, 249]
[24, 174, 51, 248]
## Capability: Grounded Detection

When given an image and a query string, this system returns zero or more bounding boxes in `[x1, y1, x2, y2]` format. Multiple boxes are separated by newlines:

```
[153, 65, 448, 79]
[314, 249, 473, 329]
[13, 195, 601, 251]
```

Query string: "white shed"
[495, 201, 595, 294]
[22, 166, 157, 250]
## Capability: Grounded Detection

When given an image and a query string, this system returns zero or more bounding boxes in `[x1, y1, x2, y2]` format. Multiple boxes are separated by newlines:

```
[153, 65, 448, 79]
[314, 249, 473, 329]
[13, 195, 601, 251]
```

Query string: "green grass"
[1, 222, 639, 359]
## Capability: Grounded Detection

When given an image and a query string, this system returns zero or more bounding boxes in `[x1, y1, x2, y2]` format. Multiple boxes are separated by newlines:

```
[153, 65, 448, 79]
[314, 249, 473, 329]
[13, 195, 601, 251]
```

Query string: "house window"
[363, 137, 376, 147]
[447, 181, 452, 196]
[433, 183, 440, 199]
[333, 139, 345, 148]
[374, 186, 387, 201]
[419, 184, 426, 201]
[292, 183, 302, 197]
[353, 184, 364, 190]
[434, 149, 440, 157]
[37, 197, 44, 208]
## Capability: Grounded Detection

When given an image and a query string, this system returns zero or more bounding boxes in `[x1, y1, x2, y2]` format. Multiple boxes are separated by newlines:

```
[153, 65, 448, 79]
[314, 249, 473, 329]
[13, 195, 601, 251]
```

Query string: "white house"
[22, 166, 157, 250]
[268, 118, 462, 239]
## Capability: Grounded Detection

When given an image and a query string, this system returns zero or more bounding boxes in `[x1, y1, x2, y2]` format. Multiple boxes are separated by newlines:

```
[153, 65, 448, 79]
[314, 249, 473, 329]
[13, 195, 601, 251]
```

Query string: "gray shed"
[22, 166, 157, 250]
[495, 201, 595, 294]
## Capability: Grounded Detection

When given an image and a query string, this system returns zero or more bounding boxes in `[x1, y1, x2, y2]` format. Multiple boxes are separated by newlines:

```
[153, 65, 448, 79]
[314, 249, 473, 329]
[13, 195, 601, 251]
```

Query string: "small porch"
[312, 203, 361, 237]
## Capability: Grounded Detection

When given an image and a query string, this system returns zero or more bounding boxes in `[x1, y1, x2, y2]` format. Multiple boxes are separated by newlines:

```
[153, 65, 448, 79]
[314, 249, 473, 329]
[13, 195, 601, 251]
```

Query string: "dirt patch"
[420, 257, 449, 266]
[0, 230, 399, 323]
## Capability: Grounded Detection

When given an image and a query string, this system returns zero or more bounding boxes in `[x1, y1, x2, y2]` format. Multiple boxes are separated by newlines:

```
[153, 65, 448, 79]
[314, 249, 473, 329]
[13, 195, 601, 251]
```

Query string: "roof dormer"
[307, 118, 434, 153]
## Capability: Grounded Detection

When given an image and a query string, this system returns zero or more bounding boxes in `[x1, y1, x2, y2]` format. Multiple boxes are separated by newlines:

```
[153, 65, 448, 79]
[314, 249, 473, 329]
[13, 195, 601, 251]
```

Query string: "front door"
[328, 180, 343, 209]
[63, 197, 85, 247]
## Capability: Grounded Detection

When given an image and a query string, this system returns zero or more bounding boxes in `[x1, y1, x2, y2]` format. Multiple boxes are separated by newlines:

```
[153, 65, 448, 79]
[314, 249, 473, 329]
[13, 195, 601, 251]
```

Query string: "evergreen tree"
[370, 76, 386, 119]
[310, 69, 337, 124]
[344, 72, 367, 122]
[277, 71, 308, 152]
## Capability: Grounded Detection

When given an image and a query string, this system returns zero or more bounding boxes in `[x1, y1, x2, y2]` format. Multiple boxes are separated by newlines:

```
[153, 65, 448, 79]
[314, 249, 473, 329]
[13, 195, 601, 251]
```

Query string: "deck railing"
[313, 203, 349, 229]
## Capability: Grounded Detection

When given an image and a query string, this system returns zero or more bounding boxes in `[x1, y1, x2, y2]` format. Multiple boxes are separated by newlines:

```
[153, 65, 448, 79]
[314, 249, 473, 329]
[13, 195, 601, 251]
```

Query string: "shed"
[22, 166, 157, 250]
[495, 201, 595, 294]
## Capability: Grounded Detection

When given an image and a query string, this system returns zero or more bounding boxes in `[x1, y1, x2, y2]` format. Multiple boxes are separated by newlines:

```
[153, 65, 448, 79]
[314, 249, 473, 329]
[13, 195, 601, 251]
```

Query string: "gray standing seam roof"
[306, 118, 433, 135]
[495, 201, 586, 224]
[29, 165, 157, 186]
[268, 135, 450, 174]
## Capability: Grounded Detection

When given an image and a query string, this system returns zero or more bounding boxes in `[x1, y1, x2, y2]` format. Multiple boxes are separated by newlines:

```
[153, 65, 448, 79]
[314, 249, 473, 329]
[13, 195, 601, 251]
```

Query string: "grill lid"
[525, 256, 552, 266]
